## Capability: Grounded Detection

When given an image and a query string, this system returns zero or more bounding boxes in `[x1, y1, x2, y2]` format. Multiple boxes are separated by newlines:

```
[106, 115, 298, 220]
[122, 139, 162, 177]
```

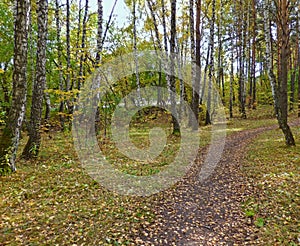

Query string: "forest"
[0, 0, 299, 245]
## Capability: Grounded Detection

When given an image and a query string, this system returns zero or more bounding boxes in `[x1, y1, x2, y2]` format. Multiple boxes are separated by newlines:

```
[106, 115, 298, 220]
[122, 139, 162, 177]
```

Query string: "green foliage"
[254, 217, 265, 228]
[0, 2, 14, 63]
[0, 162, 12, 176]
[245, 209, 255, 218]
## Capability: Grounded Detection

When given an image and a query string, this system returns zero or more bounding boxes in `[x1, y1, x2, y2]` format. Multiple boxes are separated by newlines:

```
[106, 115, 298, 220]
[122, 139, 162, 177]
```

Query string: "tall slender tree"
[0, 0, 30, 171]
[237, 0, 247, 119]
[55, 0, 65, 130]
[189, 0, 198, 129]
[78, 0, 89, 91]
[22, 0, 49, 158]
[297, 7, 300, 117]
[264, 0, 295, 146]
[205, 0, 216, 125]
[132, 0, 142, 104]
[250, 0, 257, 109]
[95, 0, 103, 64]
[229, 27, 234, 118]
[66, 0, 72, 129]
[194, 0, 201, 127]
[170, 0, 180, 133]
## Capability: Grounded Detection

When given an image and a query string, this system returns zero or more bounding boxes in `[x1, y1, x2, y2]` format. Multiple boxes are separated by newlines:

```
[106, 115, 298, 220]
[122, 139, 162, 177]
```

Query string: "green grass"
[1, 132, 155, 245]
[242, 126, 300, 245]
[1, 104, 299, 245]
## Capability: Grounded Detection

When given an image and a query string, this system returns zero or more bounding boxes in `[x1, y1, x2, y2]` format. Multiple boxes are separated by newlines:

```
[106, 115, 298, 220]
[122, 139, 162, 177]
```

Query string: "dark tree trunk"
[264, 0, 295, 146]
[170, 0, 180, 133]
[44, 87, 51, 122]
[194, 0, 201, 128]
[66, 0, 72, 130]
[0, 64, 10, 116]
[189, 0, 197, 129]
[238, 0, 247, 119]
[95, 0, 103, 64]
[229, 30, 234, 118]
[296, 11, 300, 117]
[250, 0, 257, 109]
[22, 0, 48, 159]
[0, 0, 30, 171]
[205, 0, 216, 125]
[290, 54, 296, 111]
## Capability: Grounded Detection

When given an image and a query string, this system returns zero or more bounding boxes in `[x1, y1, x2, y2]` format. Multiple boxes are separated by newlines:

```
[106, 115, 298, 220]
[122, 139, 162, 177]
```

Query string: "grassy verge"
[1, 105, 298, 245]
[242, 126, 300, 245]
[1, 131, 157, 245]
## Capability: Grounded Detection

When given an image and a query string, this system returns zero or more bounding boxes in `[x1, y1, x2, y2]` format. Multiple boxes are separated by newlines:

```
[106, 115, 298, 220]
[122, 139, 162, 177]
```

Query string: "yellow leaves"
[0, 68, 4, 74]
[44, 89, 80, 103]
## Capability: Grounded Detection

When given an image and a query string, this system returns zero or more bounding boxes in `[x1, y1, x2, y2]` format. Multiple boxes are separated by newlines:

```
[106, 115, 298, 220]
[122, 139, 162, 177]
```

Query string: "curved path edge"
[133, 118, 300, 245]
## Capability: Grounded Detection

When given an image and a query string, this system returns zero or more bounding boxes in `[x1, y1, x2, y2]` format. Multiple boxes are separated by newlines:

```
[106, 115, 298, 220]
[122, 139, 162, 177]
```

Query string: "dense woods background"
[1, 0, 300, 245]
[0, 0, 299, 172]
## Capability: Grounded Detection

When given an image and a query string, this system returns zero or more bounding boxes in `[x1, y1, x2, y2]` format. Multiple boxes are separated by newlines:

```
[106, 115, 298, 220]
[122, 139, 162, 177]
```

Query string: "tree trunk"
[194, 0, 201, 127]
[170, 0, 180, 133]
[264, 0, 295, 146]
[44, 87, 51, 122]
[0, 0, 30, 171]
[0, 64, 10, 116]
[146, 0, 163, 106]
[147, 0, 162, 51]
[250, 0, 256, 109]
[132, 0, 142, 105]
[298, 9, 300, 117]
[189, 0, 198, 129]
[229, 30, 234, 118]
[216, 2, 223, 95]
[161, 0, 171, 90]
[289, 53, 295, 111]
[200, 46, 210, 104]
[66, 0, 72, 130]
[55, 0, 65, 131]
[94, 0, 103, 134]
[95, 0, 103, 64]
[205, 0, 216, 125]
[22, 0, 48, 159]
[238, 0, 247, 119]
[78, 0, 89, 91]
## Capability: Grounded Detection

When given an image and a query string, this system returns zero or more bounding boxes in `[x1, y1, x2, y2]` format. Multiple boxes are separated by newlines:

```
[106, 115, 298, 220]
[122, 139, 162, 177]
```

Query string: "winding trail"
[133, 121, 299, 245]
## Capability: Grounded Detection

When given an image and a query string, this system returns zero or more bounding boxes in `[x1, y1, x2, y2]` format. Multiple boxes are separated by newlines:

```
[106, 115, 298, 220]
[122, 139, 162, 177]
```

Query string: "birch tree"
[194, 0, 202, 117]
[264, 0, 295, 146]
[96, 0, 103, 64]
[55, 0, 65, 130]
[0, 0, 30, 171]
[189, 0, 198, 129]
[22, 0, 48, 158]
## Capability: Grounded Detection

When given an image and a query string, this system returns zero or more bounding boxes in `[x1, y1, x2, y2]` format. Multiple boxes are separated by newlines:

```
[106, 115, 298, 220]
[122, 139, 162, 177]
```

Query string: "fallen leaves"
[243, 125, 300, 245]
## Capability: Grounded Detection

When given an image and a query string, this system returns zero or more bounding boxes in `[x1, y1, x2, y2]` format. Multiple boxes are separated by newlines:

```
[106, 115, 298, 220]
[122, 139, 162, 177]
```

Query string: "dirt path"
[133, 124, 284, 245]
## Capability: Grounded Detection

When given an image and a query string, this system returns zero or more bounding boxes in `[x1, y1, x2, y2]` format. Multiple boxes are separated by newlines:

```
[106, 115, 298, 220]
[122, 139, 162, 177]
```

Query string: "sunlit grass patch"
[2, 104, 297, 245]
[243, 126, 300, 245]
